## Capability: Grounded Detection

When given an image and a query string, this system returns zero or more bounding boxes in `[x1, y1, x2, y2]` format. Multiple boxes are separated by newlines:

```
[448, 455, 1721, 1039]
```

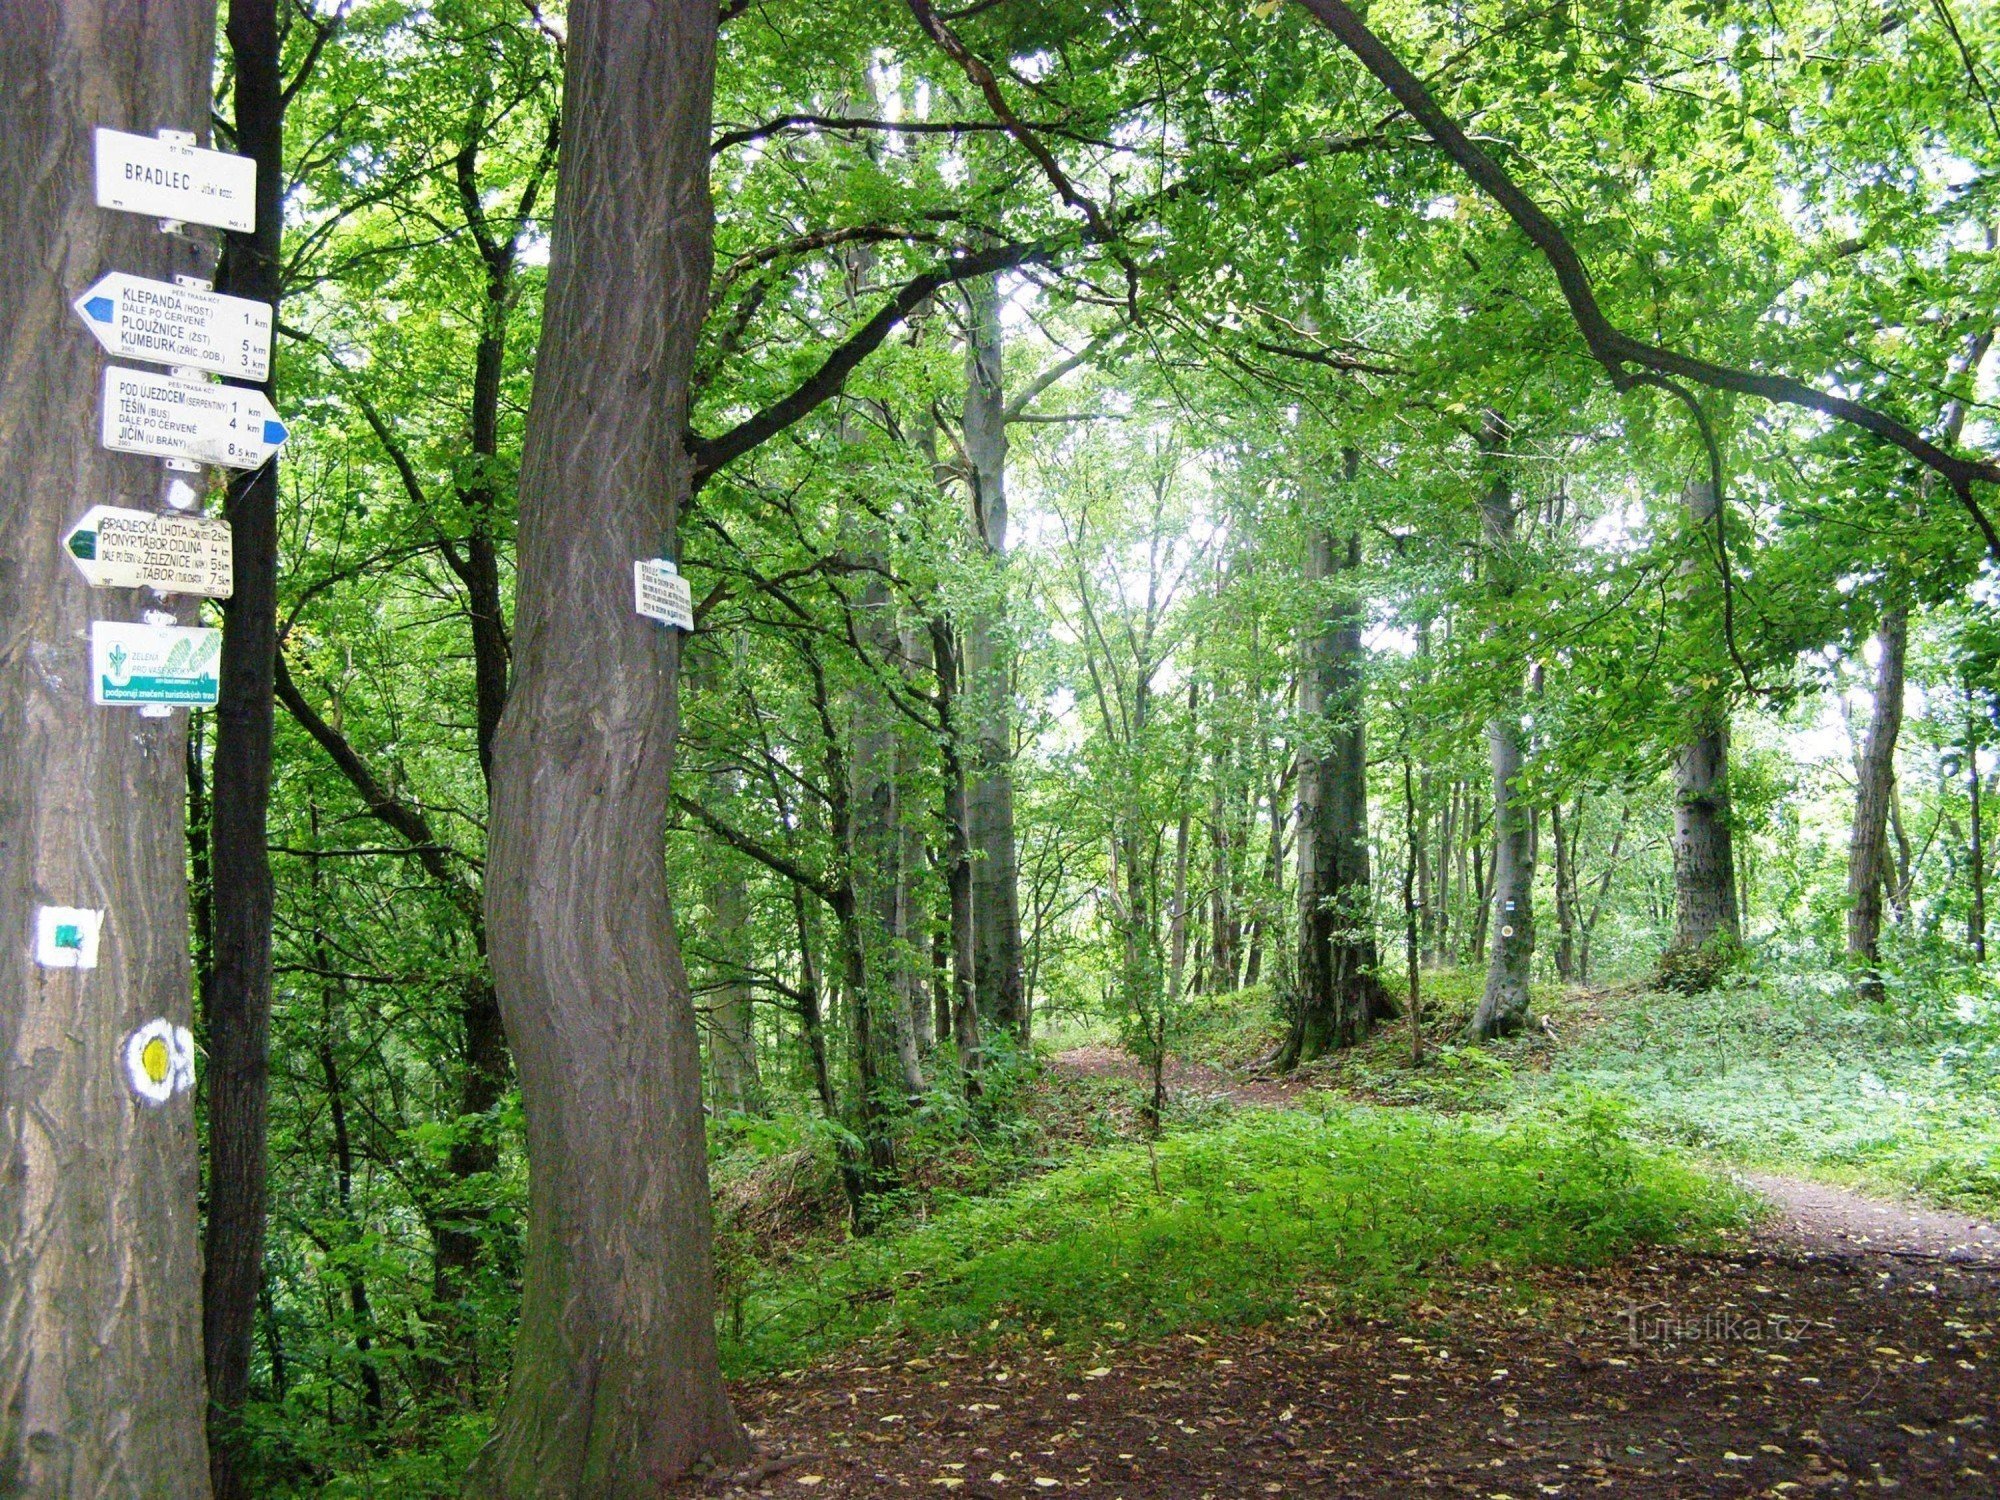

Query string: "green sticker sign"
[90, 621, 221, 707]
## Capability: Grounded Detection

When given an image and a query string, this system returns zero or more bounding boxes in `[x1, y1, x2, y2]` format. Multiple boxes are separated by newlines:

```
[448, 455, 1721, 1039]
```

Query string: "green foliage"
[718, 1100, 1748, 1378]
[1549, 964, 2000, 1216]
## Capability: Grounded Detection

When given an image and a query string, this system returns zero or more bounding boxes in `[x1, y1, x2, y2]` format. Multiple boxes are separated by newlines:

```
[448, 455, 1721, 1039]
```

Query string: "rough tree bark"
[467, 0, 749, 1488]
[1666, 481, 1740, 965]
[1848, 606, 1908, 1005]
[1470, 415, 1535, 1040]
[962, 275, 1028, 1041]
[1281, 494, 1386, 1068]
[203, 3, 283, 1489]
[1, 3, 217, 1492]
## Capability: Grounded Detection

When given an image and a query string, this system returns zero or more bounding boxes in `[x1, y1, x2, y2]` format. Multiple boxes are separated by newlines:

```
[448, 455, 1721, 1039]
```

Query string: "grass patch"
[1542, 969, 2000, 1214]
[719, 1096, 1747, 1378]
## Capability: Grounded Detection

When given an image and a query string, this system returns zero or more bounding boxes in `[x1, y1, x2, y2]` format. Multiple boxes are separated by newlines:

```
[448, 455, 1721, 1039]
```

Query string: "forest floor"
[688, 1027, 2000, 1498]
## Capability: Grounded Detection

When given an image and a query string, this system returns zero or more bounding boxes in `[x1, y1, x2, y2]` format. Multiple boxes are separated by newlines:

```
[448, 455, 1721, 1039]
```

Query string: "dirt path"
[1743, 1173, 2000, 1269]
[682, 1048, 2000, 1497]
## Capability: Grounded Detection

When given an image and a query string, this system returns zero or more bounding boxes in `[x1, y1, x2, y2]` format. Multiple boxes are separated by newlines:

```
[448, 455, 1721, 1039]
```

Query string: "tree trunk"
[707, 854, 760, 1113]
[468, 0, 748, 1488]
[933, 619, 984, 1093]
[1471, 415, 1534, 1039]
[204, 4, 284, 1487]
[1282, 516, 1384, 1067]
[1663, 479, 1741, 963]
[1971, 687, 1987, 962]
[850, 577, 925, 1099]
[1, 3, 217, 1492]
[962, 276, 1028, 1042]
[1848, 606, 1908, 1004]
[1551, 796, 1577, 983]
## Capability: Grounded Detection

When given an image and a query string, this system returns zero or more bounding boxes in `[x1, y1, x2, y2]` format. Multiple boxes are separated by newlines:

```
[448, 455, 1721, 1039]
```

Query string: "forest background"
[51, 0, 2000, 1492]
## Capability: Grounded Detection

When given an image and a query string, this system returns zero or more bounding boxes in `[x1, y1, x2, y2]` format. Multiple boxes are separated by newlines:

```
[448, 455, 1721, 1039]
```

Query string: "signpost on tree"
[0, 3, 228, 1492]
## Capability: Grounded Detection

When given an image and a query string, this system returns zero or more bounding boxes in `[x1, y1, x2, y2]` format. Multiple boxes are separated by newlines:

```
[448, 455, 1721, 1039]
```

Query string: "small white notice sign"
[101, 366, 289, 470]
[634, 558, 694, 630]
[94, 127, 256, 232]
[74, 272, 272, 380]
[91, 620, 222, 707]
[35, 906, 104, 969]
[65, 505, 233, 597]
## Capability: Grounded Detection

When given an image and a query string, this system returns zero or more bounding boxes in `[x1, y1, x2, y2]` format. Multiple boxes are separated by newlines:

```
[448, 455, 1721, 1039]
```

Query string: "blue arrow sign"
[84, 296, 115, 323]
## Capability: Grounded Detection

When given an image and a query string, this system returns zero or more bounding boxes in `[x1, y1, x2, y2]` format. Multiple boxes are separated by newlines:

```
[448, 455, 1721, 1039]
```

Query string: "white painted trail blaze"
[124, 1019, 196, 1105]
[93, 127, 256, 232]
[73, 272, 271, 381]
[34, 907, 104, 969]
[99, 366, 288, 469]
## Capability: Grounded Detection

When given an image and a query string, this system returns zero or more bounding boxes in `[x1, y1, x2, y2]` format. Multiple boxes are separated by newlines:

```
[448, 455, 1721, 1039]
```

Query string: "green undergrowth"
[1539, 966, 2000, 1215]
[717, 1095, 1748, 1379]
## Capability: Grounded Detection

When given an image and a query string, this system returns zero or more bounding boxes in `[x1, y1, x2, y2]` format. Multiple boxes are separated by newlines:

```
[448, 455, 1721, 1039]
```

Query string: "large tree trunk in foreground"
[1848, 606, 1908, 1005]
[1282, 514, 1385, 1068]
[469, 0, 748, 1489]
[1470, 415, 1535, 1040]
[962, 276, 1029, 1042]
[1667, 482, 1740, 963]
[1, 4, 216, 1492]
[203, 3, 283, 1490]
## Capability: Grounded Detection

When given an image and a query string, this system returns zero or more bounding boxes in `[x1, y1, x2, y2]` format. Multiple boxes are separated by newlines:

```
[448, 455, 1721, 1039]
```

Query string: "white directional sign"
[634, 559, 694, 630]
[101, 366, 288, 470]
[91, 621, 222, 708]
[73, 273, 271, 381]
[63, 505, 233, 598]
[94, 128, 256, 232]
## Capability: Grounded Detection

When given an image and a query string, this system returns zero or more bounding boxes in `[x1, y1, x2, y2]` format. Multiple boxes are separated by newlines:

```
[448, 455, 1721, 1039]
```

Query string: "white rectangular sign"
[64, 505, 232, 597]
[94, 128, 256, 232]
[91, 621, 222, 708]
[101, 366, 288, 470]
[634, 559, 694, 630]
[35, 907, 104, 970]
[74, 273, 271, 381]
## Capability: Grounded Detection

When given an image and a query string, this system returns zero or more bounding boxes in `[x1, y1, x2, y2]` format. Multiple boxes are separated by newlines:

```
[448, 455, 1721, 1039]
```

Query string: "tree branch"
[1292, 0, 2000, 559]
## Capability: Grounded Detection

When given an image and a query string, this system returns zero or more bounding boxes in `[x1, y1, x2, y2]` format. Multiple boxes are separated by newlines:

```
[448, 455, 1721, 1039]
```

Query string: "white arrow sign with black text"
[74, 273, 271, 381]
[100, 367, 289, 470]
[94, 128, 256, 233]
[63, 505, 233, 598]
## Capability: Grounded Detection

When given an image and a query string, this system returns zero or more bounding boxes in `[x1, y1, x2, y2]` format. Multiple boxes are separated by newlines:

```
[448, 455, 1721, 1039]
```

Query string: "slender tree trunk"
[707, 855, 760, 1113]
[849, 578, 925, 1099]
[1848, 606, 1908, 1004]
[1971, 688, 1987, 962]
[1283, 511, 1384, 1067]
[933, 619, 984, 1093]
[1, 4, 217, 1491]
[1551, 797, 1577, 982]
[203, 4, 284, 1488]
[1403, 759, 1423, 1065]
[469, 0, 749, 1487]
[962, 276, 1028, 1041]
[1471, 415, 1534, 1039]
